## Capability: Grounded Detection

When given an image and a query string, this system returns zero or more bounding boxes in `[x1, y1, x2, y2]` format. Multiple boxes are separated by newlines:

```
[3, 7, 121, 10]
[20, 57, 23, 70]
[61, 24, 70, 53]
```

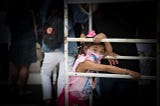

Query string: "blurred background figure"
[7, 0, 37, 96]
[0, 2, 11, 82]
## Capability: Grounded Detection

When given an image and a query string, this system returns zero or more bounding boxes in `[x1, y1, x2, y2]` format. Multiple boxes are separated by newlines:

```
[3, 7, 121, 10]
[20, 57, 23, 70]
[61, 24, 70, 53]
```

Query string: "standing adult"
[40, 1, 76, 106]
[7, 0, 37, 96]
[0, 8, 11, 81]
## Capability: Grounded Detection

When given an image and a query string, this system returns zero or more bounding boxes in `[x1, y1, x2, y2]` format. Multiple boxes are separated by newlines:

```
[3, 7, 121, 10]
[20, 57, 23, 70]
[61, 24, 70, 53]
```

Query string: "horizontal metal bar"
[67, 38, 156, 43]
[105, 56, 156, 60]
[67, 0, 154, 4]
[68, 72, 156, 80]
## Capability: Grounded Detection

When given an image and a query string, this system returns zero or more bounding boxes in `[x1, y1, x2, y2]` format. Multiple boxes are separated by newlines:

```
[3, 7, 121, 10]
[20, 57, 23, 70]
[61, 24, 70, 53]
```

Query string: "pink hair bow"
[86, 30, 96, 37]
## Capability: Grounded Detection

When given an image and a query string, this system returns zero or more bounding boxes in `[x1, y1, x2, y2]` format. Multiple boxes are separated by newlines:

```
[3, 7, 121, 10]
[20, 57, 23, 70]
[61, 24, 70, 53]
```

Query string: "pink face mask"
[86, 49, 104, 62]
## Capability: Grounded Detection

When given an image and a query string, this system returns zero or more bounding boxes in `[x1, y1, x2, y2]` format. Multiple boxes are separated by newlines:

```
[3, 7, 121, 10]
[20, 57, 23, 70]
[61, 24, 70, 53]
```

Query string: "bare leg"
[8, 62, 19, 92]
[18, 64, 31, 95]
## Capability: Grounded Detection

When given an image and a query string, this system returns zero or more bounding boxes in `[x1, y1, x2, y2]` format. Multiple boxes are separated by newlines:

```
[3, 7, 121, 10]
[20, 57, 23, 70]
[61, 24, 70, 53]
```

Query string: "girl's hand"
[93, 33, 106, 43]
[106, 52, 119, 65]
[126, 69, 141, 80]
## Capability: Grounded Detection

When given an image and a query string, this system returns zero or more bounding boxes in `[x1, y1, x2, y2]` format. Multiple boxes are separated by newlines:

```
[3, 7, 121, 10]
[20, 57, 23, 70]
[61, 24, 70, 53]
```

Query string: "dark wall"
[0, 0, 43, 11]
[94, 1, 157, 38]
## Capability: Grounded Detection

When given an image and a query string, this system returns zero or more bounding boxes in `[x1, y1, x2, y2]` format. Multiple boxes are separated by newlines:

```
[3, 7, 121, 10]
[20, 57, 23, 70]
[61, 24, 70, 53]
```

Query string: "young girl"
[56, 31, 141, 106]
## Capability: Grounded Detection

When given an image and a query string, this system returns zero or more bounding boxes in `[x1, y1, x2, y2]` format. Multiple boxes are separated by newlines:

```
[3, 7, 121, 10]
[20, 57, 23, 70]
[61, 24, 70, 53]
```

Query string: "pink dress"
[56, 54, 100, 106]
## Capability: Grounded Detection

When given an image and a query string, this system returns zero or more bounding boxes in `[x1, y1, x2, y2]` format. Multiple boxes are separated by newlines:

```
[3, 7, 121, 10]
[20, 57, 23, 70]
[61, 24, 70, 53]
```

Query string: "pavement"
[0, 80, 157, 106]
[0, 83, 43, 106]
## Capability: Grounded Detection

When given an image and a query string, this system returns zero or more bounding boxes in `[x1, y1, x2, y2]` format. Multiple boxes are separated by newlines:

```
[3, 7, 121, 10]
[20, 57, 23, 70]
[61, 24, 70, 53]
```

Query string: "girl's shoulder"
[72, 54, 95, 71]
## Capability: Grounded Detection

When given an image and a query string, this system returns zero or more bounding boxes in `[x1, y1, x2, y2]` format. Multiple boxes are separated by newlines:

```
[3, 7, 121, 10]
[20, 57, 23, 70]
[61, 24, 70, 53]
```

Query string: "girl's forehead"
[89, 44, 105, 50]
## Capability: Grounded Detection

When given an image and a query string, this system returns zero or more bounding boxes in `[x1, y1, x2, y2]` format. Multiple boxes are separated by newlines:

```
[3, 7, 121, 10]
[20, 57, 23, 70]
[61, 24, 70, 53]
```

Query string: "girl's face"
[88, 44, 105, 56]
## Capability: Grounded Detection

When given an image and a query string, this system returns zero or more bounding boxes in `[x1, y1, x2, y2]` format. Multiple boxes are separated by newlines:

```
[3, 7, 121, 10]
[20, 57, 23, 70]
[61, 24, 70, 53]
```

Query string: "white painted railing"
[64, 1, 158, 106]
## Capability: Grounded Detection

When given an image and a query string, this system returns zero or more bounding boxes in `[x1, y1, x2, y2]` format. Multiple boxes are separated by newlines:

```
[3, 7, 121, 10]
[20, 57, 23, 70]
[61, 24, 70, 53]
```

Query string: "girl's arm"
[80, 32, 115, 57]
[77, 60, 140, 80]
[93, 33, 112, 54]
[94, 33, 119, 65]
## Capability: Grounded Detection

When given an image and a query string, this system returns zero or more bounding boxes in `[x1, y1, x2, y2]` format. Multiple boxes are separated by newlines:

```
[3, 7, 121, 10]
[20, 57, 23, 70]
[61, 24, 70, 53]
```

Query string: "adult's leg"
[41, 52, 64, 102]
[18, 64, 31, 95]
[8, 62, 19, 93]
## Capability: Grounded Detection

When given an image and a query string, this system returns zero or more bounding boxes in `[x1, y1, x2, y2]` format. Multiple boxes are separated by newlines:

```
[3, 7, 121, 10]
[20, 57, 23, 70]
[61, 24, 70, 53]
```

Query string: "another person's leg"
[18, 64, 31, 95]
[41, 52, 63, 105]
[8, 62, 19, 93]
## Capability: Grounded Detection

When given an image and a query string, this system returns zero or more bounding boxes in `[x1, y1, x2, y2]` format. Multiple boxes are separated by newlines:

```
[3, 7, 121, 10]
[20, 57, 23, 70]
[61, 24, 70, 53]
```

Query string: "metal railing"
[64, 1, 159, 106]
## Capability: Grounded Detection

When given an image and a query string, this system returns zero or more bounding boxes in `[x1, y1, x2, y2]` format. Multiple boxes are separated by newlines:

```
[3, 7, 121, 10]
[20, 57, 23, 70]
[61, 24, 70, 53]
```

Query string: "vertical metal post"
[88, 3, 93, 106]
[156, 31, 160, 106]
[156, 1, 160, 106]
[64, 0, 69, 106]
[89, 3, 92, 31]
